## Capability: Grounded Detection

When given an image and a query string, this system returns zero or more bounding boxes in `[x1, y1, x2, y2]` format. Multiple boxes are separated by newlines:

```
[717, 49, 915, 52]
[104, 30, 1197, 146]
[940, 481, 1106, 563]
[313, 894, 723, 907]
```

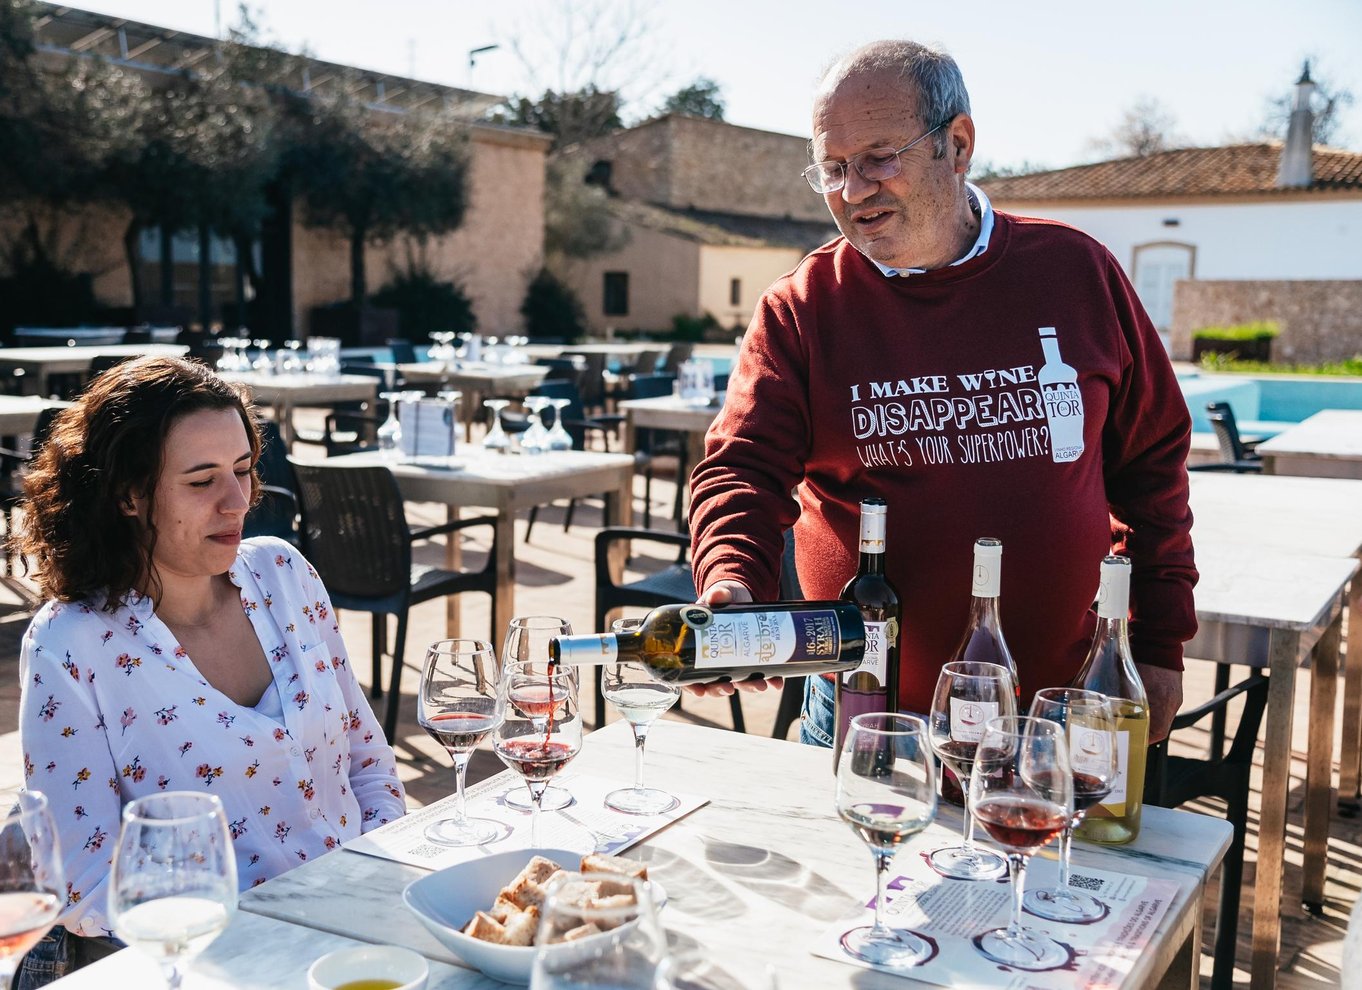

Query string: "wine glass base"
[974, 926, 1073, 970]
[926, 844, 1008, 881]
[840, 925, 936, 969]
[504, 784, 573, 812]
[604, 787, 679, 816]
[1022, 886, 1109, 923]
[424, 816, 509, 847]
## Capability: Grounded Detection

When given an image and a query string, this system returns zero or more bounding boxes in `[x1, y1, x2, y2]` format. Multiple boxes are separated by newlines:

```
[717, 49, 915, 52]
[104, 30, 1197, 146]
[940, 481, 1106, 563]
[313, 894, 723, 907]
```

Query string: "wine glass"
[1023, 687, 1118, 923]
[602, 659, 681, 815]
[494, 667, 582, 849]
[417, 639, 506, 846]
[970, 715, 1074, 971]
[0, 792, 65, 988]
[544, 398, 574, 452]
[108, 792, 237, 989]
[521, 397, 552, 454]
[530, 872, 665, 989]
[502, 617, 576, 813]
[834, 713, 937, 968]
[926, 660, 1015, 880]
[482, 399, 513, 453]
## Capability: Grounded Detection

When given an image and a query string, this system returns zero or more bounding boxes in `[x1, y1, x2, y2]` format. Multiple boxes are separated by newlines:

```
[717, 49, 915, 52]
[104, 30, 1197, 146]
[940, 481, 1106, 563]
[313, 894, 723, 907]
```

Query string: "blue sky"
[70, 0, 1362, 170]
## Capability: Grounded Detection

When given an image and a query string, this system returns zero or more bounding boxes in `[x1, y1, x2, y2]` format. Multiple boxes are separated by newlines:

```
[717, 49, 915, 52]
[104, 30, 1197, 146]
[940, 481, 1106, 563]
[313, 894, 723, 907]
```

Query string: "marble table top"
[219, 372, 379, 404]
[1255, 409, 1362, 460]
[239, 721, 1231, 990]
[0, 343, 185, 373]
[0, 396, 64, 436]
[1188, 472, 1362, 560]
[618, 395, 724, 433]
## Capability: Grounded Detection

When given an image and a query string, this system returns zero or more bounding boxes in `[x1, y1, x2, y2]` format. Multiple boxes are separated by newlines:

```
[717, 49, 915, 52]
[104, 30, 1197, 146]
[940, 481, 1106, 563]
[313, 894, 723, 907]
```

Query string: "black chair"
[289, 460, 499, 739]
[660, 342, 694, 376]
[1144, 670, 1270, 990]
[605, 349, 664, 405]
[1193, 401, 1263, 474]
[522, 379, 626, 542]
[592, 527, 746, 733]
[385, 339, 417, 365]
[294, 364, 389, 456]
[244, 419, 300, 546]
[1, 406, 63, 574]
[626, 374, 685, 529]
[771, 528, 806, 740]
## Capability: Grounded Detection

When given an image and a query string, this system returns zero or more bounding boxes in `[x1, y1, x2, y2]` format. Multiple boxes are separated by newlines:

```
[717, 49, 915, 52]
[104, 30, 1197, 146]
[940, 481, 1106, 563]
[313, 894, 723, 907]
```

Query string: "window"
[729, 278, 741, 307]
[603, 272, 629, 316]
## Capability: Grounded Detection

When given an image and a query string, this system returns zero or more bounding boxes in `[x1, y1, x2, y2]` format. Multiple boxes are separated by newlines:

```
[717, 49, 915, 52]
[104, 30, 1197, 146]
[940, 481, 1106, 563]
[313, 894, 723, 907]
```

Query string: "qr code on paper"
[1067, 872, 1105, 892]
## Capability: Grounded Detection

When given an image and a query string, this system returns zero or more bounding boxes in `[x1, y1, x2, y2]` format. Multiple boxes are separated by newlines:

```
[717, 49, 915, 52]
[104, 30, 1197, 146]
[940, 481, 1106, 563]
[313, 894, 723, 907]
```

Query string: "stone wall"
[1171, 279, 1362, 363]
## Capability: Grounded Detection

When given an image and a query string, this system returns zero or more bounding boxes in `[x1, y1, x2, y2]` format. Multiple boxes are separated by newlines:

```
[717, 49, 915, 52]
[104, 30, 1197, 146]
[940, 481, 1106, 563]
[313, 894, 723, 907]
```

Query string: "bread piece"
[559, 921, 604, 943]
[504, 875, 548, 910]
[590, 875, 637, 898]
[580, 853, 648, 881]
[501, 907, 539, 947]
[520, 855, 565, 885]
[464, 911, 508, 943]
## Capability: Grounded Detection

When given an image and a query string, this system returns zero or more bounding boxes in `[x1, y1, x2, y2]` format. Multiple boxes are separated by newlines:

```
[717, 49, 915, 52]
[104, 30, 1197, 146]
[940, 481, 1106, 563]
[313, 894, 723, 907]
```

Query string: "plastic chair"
[0, 405, 63, 574]
[522, 378, 621, 541]
[592, 527, 745, 734]
[244, 419, 300, 546]
[1144, 670, 1270, 990]
[770, 529, 806, 740]
[660, 342, 694, 376]
[289, 460, 499, 739]
[385, 339, 417, 365]
[293, 363, 388, 455]
[626, 374, 684, 529]
[1196, 401, 1263, 474]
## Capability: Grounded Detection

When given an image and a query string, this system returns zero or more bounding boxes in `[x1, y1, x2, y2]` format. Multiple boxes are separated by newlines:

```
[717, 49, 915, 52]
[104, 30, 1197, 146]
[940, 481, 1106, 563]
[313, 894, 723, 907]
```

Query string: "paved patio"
[0, 419, 1354, 987]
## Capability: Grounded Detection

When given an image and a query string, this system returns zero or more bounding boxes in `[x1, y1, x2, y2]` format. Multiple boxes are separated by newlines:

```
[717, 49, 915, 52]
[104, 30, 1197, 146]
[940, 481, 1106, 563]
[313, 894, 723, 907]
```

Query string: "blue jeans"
[799, 675, 835, 748]
[16, 927, 121, 989]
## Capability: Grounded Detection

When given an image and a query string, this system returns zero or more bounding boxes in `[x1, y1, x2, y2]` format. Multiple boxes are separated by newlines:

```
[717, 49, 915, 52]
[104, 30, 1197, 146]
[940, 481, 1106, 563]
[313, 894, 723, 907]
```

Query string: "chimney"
[1276, 62, 1315, 188]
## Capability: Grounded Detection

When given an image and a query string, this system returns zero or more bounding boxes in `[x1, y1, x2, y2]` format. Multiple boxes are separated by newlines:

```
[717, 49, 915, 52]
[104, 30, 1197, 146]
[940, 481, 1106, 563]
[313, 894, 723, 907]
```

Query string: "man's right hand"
[684, 582, 786, 698]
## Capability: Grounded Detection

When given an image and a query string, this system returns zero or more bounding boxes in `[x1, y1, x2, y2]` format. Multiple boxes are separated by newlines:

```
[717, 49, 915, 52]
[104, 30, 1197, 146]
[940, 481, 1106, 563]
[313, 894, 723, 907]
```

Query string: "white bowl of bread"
[402, 848, 664, 985]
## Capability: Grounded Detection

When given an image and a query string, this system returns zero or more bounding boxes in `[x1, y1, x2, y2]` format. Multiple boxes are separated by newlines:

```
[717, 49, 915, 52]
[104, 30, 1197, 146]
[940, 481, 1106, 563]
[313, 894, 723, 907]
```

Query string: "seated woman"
[14, 356, 406, 983]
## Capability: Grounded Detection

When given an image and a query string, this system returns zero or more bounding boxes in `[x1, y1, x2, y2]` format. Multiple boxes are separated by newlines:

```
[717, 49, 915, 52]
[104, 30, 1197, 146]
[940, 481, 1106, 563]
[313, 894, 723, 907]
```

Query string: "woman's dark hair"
[13, 356, 262, 607]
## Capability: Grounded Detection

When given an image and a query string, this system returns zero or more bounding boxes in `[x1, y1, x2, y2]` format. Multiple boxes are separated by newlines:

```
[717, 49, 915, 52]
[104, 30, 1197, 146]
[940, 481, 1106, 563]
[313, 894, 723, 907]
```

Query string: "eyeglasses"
[802, 121, 948, 194]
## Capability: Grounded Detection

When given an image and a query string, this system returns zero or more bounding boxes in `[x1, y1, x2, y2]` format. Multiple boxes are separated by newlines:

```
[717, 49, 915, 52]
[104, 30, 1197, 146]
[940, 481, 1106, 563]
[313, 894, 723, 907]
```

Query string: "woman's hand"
[683, 582, 784, 698]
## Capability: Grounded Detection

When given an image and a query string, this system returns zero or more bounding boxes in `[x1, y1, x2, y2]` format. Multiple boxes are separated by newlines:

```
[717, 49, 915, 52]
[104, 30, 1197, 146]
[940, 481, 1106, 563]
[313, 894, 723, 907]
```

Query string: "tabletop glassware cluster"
[428, 331, 532, 368]
[215, 336, 342, 378]
[833, 663, 1121, 973]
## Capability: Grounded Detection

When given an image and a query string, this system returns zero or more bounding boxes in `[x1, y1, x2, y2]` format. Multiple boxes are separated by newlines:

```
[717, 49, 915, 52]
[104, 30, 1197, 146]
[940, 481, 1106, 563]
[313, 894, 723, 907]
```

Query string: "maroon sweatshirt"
[690, 211, 1198, 716]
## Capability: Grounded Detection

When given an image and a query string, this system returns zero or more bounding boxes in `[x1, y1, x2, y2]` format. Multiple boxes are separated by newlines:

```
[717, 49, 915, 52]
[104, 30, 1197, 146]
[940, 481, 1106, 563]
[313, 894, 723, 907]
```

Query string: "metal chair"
[1144, 670, 1270, 990]
[592, 527, 745, 733]
[289, 460, 499, 740]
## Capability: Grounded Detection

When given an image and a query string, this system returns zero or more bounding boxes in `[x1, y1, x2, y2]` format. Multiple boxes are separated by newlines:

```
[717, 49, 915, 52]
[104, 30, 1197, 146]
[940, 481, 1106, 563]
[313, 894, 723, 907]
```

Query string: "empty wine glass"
[602, 659, 680, 815]
[482, 398, 512, 453]
[926, 660, 1016, 881]
[1023, 688, 1118, 923]
[544, 398, 574, 452]
[418, 639, 506, 846]
[109, 792, 237, 989]
[531, 872, 665, 990]
[250, 340, 273, 374]
[0, 792, 65, 987]
[970, 715, 1073, 971]
[521, 397, 552, 454]
[835, 713, 937, 969]
[494, 667, 582, 849]
[502, 617, 576, 813]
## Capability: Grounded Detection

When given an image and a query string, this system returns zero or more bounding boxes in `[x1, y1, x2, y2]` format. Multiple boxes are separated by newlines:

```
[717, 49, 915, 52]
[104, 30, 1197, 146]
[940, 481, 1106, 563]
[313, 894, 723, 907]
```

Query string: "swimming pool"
[1179, 373, 1362, 437]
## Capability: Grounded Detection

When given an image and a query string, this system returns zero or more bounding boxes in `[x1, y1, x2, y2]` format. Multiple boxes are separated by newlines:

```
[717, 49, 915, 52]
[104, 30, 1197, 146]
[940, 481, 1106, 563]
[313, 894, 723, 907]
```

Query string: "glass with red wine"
[969, 715, 1074, 971]
[926, 661, 1016, 881]
[0, 791, 64, 988]
[494, 664, 583, 849]
[1023, 687, 1118, 922]
[418, 639, 507, 847]
[501, 616, 576, 813]
[834, 713, 937, 969]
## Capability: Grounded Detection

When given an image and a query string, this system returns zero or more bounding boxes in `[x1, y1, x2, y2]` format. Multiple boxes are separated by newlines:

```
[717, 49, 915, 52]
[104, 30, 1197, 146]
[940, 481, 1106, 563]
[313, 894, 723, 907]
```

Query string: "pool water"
[1179, 373, 1362, 438]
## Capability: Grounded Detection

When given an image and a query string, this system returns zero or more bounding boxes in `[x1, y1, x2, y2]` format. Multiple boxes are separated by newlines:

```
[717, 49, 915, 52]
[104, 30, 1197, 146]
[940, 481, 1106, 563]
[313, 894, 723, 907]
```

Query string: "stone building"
[3, 3, 550, 339]
[558, 115, 837, 335]
[980, 69, 1362, 363]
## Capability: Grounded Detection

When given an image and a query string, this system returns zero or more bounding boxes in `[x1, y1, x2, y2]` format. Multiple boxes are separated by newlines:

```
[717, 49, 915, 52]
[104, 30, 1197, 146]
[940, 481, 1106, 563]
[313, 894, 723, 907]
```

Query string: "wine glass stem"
[161, 961, 184, 990]
[870, 849, 894, 935]
[1057, 822, 1075, 891]
[452, 752, 471, 823]
[528, 783, 547, 847]
[1006, 853, 1027, 937]
[960, 787, 979, 852]
[631, 724, 650, 791]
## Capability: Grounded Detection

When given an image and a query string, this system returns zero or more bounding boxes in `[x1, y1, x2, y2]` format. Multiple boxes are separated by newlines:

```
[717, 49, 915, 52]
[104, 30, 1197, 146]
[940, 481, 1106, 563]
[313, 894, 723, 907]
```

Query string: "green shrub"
[1191, 320, 1280, 342]
[670, 312, 719, 342]
[371, 268, 476, 341]
[520, 268, 585, 343]
[1197, 352, 1362, 376]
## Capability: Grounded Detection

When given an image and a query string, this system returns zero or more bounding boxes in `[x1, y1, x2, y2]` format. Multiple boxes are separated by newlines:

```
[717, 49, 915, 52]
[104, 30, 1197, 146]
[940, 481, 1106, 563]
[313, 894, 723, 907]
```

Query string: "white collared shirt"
[872, 181, 995, 277]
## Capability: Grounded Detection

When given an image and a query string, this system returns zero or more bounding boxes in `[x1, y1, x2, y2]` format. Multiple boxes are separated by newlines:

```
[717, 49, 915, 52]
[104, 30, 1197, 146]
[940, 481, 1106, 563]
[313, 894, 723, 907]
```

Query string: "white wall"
[992, 198, 1362, 281]
[697, 245, 805, 332]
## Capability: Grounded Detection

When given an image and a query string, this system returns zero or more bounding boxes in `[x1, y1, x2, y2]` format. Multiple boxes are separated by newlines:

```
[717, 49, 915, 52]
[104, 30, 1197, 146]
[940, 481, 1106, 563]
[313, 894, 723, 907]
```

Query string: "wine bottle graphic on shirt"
[1037, 326, 1085, 463]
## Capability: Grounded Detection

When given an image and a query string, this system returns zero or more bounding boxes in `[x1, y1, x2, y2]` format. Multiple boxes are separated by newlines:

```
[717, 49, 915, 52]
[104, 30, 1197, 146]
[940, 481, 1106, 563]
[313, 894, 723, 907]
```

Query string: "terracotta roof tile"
[978, 143, 1362, 201]
[609, 200, 837, 251]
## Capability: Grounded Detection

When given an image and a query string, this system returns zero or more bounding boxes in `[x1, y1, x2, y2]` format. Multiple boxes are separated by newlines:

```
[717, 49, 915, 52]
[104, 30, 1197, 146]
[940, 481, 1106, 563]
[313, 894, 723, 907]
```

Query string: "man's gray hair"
[820, 41, 971, 158]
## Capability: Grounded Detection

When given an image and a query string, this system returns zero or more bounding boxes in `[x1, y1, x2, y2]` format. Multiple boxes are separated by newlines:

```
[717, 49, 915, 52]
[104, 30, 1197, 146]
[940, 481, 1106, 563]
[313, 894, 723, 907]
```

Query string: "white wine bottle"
[941, 537, 1020, 805]
[833, 498, 901, 767]
[1072, 554, 1149, 844]
[550, 601, 865, 685]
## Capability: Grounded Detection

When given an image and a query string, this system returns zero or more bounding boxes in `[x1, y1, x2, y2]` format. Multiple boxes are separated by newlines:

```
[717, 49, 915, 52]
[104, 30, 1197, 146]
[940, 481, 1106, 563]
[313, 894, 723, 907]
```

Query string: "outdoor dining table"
[220, 371, 379, 447]
[0, 395, 64, 435]
[36, 720, 1232, 989]
[617, 394, 722, 526]
[394, 362, 550, 440]
[1254, 408, 1362, 480]
[0, 343, 187, 395]
[324, 447, 634, 638]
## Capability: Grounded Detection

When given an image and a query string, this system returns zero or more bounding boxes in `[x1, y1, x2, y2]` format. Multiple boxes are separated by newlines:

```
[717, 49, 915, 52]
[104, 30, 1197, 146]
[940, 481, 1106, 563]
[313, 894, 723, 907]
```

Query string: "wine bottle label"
[948, 698, 998, 743]
[1069, 726, 1116, 781]
[1102, 729, 1131, 813]
[844, 620, 890, 683]
[693, 608, 842, 671]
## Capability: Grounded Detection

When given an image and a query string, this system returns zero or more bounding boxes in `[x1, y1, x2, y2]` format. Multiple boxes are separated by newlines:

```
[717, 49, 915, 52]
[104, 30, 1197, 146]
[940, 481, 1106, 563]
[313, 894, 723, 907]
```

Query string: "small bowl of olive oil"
[307, 944, 429, 990]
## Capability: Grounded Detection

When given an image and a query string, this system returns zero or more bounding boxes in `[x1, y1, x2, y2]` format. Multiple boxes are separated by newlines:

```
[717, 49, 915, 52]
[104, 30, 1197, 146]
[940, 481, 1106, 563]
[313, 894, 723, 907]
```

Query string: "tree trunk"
[123, 220, 145, 315]
[197, 224, 213, 333]
[350, 229, 366, 312]
[159, 227, 173, 305]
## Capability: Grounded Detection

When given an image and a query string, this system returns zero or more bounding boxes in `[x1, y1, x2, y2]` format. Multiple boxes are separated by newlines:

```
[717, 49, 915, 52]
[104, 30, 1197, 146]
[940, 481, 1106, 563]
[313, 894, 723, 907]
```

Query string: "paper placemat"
[346, 771, 707, 871]
[813, 852, 1179, 989]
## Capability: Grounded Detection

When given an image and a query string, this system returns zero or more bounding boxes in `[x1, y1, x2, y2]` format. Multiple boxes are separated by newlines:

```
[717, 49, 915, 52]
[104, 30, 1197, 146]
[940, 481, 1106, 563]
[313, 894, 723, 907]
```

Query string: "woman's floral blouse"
[18, 537, 407, 936]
